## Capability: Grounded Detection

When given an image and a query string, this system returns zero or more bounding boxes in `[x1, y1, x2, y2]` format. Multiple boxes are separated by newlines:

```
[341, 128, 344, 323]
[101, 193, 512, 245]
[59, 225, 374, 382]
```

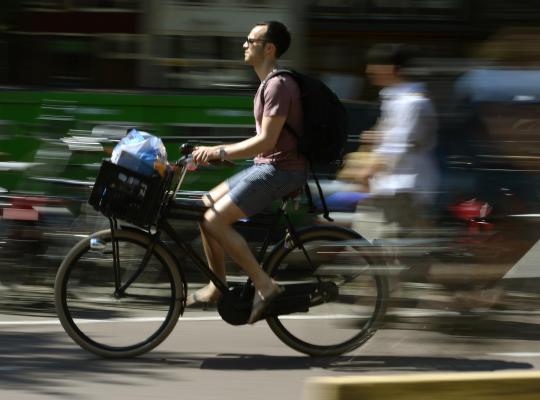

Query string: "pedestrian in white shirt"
[368, 81, 439, 206]
[343, 44, 439, 246]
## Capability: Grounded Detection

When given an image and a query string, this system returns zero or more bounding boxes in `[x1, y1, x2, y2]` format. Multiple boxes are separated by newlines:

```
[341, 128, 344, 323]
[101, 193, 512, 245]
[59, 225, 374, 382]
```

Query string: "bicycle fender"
[262, 224, 368, 271]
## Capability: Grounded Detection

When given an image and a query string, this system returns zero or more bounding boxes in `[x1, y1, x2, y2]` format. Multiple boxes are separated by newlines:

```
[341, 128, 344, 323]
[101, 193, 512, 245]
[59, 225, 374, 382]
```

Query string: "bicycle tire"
[54, 228, 185, 358]
[265, 225, 388, 356]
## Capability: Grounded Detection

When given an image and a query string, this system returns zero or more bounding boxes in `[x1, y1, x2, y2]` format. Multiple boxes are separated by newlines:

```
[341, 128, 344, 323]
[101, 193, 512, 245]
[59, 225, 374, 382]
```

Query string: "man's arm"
[192, 115, 286, 164]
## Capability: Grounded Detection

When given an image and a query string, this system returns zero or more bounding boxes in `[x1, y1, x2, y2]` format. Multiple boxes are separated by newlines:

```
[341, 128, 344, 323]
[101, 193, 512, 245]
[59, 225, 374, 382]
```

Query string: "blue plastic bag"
[111, 128, 167, 176]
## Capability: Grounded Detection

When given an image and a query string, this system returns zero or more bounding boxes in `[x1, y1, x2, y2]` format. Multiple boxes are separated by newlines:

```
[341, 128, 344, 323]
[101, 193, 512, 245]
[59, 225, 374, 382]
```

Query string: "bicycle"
[54, 144, 389, 358]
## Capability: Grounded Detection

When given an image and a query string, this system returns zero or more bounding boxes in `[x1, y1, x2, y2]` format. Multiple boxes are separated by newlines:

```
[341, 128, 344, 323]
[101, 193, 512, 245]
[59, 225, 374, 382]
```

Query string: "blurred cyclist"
[341, 44, 439, 259]
[190, 21, 307, 323]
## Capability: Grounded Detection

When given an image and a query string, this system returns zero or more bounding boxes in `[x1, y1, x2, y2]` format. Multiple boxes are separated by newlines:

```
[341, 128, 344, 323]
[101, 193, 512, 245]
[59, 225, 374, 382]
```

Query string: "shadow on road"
[0, 331, 190, 397]
[171, 353, 533, 373]
[0, 329, 534, 397]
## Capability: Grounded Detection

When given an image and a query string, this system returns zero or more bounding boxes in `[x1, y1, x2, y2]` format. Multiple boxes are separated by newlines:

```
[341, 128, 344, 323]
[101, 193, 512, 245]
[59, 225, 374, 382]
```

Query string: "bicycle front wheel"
[54, 228, 185, 358]
[265, 226, 388, 356]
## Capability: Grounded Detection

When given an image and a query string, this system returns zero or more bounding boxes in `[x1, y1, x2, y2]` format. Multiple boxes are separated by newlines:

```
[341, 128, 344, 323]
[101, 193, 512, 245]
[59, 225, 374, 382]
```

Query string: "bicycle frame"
[159, 203, 289, 296]
[107, 156, 315, 300]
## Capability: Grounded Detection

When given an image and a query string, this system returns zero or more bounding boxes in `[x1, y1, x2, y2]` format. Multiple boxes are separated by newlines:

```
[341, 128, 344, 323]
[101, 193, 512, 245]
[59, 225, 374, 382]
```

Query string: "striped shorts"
[227, 163, 307, 217]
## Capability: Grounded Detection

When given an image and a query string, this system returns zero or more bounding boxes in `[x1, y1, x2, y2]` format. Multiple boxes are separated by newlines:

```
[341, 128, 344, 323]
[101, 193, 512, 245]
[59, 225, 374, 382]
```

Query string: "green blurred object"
[0, 89, 254, 192]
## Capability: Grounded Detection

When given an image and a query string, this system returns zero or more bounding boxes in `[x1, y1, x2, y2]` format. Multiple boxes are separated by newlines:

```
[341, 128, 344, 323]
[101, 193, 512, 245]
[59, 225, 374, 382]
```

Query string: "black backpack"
[262, 70, 348, 220]
[262, 69, 348, 165]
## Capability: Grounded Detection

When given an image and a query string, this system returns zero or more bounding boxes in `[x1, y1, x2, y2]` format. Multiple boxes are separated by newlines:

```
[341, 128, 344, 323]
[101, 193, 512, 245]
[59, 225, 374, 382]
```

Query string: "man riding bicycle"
[190, 21, 307, 323]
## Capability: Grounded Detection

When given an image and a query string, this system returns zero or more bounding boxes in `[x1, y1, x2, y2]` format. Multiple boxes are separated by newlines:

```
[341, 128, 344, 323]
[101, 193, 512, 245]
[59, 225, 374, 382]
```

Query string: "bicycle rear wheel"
[54, 228, 184, 358]
[265, 226, 388, 356]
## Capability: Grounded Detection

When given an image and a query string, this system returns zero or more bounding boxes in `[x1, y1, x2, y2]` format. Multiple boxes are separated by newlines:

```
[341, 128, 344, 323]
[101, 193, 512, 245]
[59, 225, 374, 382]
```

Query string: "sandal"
[186, 291, 219, 309]
[247, 283, 284, 324]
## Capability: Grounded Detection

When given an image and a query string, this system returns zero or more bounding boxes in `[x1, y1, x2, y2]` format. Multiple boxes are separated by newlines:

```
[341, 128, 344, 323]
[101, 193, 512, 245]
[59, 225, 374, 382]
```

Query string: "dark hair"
[257, 21, 291, 58]
[366, 43, 416, 71]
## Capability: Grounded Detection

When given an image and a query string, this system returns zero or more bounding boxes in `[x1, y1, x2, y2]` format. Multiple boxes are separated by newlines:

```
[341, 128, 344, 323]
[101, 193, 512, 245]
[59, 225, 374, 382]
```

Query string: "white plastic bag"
[111, 128, 167, 176]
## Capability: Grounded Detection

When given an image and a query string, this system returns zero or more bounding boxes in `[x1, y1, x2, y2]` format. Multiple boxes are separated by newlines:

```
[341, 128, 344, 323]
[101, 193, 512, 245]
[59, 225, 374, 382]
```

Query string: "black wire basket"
[88, 160, 172, 228]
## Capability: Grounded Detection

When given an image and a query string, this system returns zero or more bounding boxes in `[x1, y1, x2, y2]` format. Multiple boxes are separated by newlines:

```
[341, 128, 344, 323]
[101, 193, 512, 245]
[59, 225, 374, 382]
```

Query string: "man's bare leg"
[201, 195, 277, 297]
[202, 180, 229, 209]
[188, 181, 231, 304]
[190, 225, 226, 302]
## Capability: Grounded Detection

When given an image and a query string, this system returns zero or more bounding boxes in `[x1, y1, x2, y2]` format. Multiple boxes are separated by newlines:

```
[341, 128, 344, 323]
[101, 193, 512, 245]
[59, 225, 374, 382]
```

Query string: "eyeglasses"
[245, 37, 267, 45]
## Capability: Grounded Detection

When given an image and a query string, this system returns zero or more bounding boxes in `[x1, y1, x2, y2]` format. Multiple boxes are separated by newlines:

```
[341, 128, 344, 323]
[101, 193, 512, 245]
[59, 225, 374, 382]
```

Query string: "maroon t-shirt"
[253, 73, 307, 171]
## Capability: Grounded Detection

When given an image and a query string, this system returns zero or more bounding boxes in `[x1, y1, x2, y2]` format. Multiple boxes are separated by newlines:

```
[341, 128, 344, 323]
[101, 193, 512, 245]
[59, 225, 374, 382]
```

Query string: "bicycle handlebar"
[176, 144, 235, 168]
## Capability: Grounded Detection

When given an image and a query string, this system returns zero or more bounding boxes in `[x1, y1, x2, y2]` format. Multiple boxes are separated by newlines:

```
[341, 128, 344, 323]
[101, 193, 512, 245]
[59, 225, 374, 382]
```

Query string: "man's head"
[365, 44, 415, 87]
[244, 21, 291, 65]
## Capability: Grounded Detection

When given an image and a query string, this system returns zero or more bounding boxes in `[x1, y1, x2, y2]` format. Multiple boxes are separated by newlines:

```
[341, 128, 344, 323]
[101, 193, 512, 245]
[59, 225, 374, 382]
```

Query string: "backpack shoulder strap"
[259, 68, 299, 138]
[260, 69, 295, 97]
[310, 166, 333, 222]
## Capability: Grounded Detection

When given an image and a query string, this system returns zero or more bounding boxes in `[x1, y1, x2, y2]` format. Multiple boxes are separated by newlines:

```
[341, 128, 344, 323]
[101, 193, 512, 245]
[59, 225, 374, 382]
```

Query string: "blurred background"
[0, 0, 539, 321]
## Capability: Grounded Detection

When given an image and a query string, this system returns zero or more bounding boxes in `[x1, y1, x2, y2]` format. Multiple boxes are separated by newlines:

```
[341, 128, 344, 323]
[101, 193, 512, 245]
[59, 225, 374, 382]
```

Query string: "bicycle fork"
[92, 218, 160, 298]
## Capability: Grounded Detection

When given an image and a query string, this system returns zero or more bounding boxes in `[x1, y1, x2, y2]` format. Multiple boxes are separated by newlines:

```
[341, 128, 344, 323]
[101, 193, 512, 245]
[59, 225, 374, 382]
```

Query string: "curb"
[303, 370, 540, 400]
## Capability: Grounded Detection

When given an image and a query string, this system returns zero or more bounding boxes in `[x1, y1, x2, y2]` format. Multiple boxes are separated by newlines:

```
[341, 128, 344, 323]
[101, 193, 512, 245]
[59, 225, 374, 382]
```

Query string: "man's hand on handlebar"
[187, 144, 234, 168]
[192, 145, 218, 165]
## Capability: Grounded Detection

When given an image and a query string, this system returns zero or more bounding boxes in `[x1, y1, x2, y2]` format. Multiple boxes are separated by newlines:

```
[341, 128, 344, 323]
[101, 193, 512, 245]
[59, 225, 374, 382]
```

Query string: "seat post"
[281, 188, 302, 213]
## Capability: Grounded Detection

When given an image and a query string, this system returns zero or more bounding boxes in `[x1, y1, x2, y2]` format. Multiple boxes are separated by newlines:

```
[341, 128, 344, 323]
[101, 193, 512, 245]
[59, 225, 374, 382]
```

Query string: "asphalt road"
[1, 282, 540, 400]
